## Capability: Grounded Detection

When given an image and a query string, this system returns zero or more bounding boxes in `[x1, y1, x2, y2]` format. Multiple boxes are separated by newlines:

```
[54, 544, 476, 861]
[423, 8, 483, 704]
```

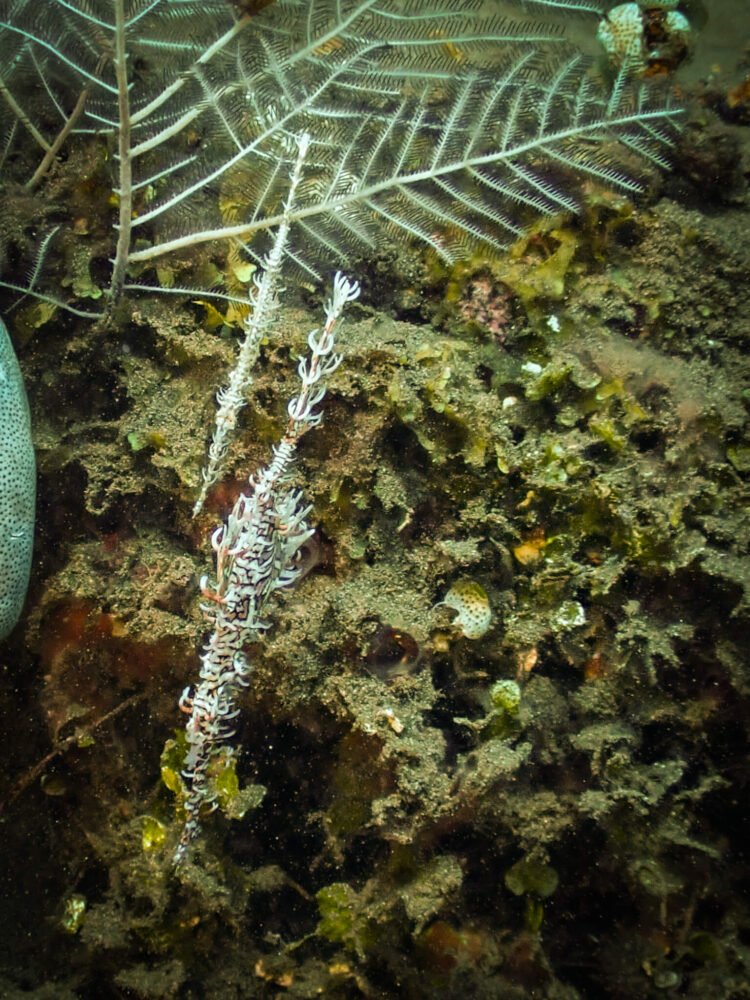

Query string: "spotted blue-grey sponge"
[0, 317, 35, 640]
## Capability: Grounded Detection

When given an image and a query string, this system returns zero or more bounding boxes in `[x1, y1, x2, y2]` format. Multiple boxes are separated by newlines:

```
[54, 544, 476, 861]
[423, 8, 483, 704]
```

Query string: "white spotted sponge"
[0, 318, 35, 640]
[598, 2, 691, 77]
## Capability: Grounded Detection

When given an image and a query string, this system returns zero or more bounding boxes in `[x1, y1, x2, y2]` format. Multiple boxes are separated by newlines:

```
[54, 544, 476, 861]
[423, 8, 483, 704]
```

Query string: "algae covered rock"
[0, 317, 35, 640]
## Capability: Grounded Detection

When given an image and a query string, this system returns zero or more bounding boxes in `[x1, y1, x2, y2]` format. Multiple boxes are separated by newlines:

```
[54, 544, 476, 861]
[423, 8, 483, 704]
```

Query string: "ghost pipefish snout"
[0, 318, 35, 640]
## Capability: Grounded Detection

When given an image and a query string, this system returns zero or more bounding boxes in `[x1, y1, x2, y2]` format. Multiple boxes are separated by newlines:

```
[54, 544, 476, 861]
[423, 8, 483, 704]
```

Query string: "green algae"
[316, 883, 373, 953]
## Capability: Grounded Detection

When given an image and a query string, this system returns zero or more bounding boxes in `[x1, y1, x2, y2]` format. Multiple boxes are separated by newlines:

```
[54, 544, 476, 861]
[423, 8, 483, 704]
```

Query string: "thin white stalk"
[108, 0, 132, 308]
[192, 134, 311, 517]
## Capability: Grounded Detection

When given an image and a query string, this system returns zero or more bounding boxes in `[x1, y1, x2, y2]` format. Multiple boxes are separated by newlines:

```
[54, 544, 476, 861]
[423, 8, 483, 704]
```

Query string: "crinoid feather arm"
[1, 0, 682, 311]
[125, 64, 681, 274]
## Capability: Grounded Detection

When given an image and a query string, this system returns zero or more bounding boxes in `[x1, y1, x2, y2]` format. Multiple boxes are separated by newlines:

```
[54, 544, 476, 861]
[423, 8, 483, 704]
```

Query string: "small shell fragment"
[381, 708, 405, 734]
[437, 579, 492, 640]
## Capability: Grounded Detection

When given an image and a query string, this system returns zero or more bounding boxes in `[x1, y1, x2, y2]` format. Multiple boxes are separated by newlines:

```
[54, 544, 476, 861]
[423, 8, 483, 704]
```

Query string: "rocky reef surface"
[1, 45, 750, 1000]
